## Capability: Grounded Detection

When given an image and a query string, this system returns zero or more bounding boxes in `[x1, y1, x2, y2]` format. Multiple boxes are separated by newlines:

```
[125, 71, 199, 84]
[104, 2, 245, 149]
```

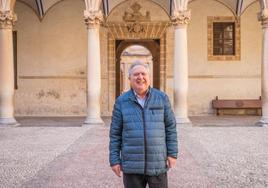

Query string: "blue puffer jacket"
[109, 87, 178, 176]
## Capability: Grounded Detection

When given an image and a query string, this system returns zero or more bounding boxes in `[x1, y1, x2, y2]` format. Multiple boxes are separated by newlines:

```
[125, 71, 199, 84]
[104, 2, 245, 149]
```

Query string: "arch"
[17, 0, 84, 21]
[241, 0, 259, 16]
[116, 41, 158, 67]
[42, 0, 84, 21]
[121, 45, 152, 56]
[42, 0, 65, 20]
[16, 0, 41, 21]
[115, 39, 160, 97]
[107, 0, 170, 21]
[120, 45, 153, 92]
[189, 0, 236, 17]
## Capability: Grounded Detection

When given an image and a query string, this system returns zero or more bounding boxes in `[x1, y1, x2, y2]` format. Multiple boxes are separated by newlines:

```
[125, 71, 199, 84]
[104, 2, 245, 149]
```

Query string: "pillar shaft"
[0, 10, 18, 126]
[173, 27, 189, 123]
[171, 10, 191, 124]
[261, 27, 268, 117]
[256, 9, 268, 126]
[83, 10, 104, 125]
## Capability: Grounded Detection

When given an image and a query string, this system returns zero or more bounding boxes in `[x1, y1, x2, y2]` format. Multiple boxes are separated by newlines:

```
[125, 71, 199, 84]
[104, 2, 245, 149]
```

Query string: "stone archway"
[105, 1, 170, 113]
[119, 45, 153, 93]
[115, 40, 160, 97]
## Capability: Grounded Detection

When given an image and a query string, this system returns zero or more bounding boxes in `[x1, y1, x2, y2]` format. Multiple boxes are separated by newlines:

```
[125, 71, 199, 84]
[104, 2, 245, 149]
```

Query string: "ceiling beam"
[170, 0, 172, 16]
[102, 0, 106, 16]
[106, 0, 109, 15]
[236, 0, 243, 16]
[35, 0, 44, 18]
[102, 0, 109, 16]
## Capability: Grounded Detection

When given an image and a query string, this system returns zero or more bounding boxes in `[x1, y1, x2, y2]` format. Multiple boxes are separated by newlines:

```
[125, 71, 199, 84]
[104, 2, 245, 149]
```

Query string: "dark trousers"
[123, 173, 168, 188]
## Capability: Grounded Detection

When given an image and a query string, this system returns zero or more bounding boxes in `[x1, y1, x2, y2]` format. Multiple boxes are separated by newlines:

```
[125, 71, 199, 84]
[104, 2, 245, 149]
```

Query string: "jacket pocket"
[149, 106, 164, 115]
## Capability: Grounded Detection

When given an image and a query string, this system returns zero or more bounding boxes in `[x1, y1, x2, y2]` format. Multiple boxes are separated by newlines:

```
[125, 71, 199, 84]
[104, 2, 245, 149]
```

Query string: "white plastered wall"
[187, 0, 262, 115]
[14, 0, 109, 116]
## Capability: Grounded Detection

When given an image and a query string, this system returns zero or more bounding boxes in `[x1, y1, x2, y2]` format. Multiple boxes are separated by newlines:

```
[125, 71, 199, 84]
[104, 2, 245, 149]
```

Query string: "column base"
[255, 117, 268, 127]
[176, 117, 192, 126]
[82, 117, 104, 126]
[0, 117, 20, 127]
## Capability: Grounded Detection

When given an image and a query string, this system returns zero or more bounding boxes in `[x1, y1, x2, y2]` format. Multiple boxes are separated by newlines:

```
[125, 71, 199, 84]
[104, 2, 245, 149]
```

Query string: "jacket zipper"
[131, 90, 151, 175]
[134, 101, 147, 175]
[142, 108, 147, 175]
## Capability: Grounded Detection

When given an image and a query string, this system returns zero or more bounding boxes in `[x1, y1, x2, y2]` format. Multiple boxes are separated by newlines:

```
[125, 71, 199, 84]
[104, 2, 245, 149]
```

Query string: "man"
[109, 61, 178, 188]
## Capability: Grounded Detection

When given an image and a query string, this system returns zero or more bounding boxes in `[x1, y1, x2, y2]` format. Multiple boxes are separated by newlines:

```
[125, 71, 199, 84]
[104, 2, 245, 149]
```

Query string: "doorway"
[119, 45, 153, 94]
[115, 39, 160, 97]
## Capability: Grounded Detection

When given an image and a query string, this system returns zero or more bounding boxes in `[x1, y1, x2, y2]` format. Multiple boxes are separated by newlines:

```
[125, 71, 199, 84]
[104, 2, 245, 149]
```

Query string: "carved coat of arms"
[123, 2, 151, 34]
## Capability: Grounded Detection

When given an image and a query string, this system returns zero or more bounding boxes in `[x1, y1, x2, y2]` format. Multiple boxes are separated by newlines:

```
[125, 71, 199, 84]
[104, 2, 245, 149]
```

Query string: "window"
[208, 17, 240, 61]
[213, 22, 235, 55]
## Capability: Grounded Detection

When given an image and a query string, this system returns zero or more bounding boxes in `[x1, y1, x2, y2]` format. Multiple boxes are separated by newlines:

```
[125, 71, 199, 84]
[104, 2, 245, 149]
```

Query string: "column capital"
[171, 10, 191, 28]
[0, 10, 17, 29]
[84, 10, 103, 29]
[258, 9, 268, 28]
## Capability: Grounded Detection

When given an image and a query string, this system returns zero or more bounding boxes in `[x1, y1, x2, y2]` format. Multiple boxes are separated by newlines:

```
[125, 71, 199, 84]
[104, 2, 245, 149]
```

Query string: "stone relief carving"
[171, 10, 191, 26]
[107, 1, 169, 38]
[123, 2, 150, 34]
[258, 8, 268, 27]
[84, 10, 103, 28]
[123, 2, 150, 22]
[0, 10, 17, 29]
[126, 22, 145, 34]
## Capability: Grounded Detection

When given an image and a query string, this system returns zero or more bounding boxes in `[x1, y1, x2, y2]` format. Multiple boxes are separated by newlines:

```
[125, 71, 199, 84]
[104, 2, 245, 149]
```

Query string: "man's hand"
[111, 164, 121, 177]
[166, 156, 176, 168]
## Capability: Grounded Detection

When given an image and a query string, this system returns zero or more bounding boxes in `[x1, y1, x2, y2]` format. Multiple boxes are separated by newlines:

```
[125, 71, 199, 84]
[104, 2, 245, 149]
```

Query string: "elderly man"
[109, 61, 178, 188]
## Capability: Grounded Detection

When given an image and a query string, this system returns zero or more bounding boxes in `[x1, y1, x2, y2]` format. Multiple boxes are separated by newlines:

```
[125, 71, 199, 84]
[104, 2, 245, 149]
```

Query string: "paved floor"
[0, 116, 267, 188]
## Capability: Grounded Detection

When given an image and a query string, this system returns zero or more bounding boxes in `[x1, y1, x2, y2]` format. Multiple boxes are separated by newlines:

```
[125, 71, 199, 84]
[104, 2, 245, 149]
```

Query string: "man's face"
[129, 65, 150, 94]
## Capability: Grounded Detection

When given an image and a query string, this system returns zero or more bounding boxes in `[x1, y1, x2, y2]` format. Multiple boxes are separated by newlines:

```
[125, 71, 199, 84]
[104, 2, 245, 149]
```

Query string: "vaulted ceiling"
[17, 0, 259, 19]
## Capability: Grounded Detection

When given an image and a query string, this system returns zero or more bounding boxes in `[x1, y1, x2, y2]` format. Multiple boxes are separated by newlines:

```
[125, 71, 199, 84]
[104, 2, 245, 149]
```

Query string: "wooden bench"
[212, 96, 262, 115]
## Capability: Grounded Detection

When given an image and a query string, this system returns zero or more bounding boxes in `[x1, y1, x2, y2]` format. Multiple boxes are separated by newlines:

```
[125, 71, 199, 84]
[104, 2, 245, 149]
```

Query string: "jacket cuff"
[110, 161, 121, 167]
[168, 155, 177, 159]
[167, 153, 177, 159]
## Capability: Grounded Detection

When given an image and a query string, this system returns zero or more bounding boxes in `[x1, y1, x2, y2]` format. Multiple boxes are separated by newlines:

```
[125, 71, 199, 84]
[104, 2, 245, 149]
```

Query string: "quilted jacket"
[109, 87, 178, 176]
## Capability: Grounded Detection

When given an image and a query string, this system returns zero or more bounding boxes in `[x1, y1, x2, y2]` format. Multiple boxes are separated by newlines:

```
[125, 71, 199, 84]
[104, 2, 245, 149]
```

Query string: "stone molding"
[107, 34, 167, 114]
[207, 16, 241, 61]
[0, 10, 17, 29]
[171, 10, 191, 27]
[84, 10, 103, 29]
[106, 21, 170, 39]
[258, 9, 268, 28]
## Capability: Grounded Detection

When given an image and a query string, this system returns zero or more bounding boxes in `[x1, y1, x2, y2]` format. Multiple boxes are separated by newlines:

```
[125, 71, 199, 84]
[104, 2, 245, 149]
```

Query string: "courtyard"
[0, 116, 267, 188]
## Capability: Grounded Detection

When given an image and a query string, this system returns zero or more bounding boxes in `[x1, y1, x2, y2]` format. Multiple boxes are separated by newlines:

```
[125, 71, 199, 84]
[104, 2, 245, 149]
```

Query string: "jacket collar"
[128, 87, 152, 102]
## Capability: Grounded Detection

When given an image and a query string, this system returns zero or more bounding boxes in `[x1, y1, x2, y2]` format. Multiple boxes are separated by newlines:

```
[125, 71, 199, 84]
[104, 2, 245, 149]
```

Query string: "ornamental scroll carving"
[0, 10, 17, 29]
[84, 10, 103, 28]
[258, 9, 268, 28]
[171, 10, 191, 27]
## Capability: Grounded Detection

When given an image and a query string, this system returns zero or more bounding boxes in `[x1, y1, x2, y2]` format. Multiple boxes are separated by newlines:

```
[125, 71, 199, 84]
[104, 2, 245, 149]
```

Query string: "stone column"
[257, 9, 268, 127]
[0, 10, 19, 126]
[123, 63, 129, 92]
[148, 57, 153, 87]
[171, 10, 191, 124]
[83, 10, 104, 125]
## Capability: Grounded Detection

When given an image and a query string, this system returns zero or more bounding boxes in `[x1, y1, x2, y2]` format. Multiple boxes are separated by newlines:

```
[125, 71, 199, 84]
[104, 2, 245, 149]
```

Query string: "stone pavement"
[0, 116, 268, 188]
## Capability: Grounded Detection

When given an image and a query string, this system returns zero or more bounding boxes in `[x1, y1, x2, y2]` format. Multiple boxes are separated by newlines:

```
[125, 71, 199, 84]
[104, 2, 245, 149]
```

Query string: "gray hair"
[128, 61, 150, 77]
